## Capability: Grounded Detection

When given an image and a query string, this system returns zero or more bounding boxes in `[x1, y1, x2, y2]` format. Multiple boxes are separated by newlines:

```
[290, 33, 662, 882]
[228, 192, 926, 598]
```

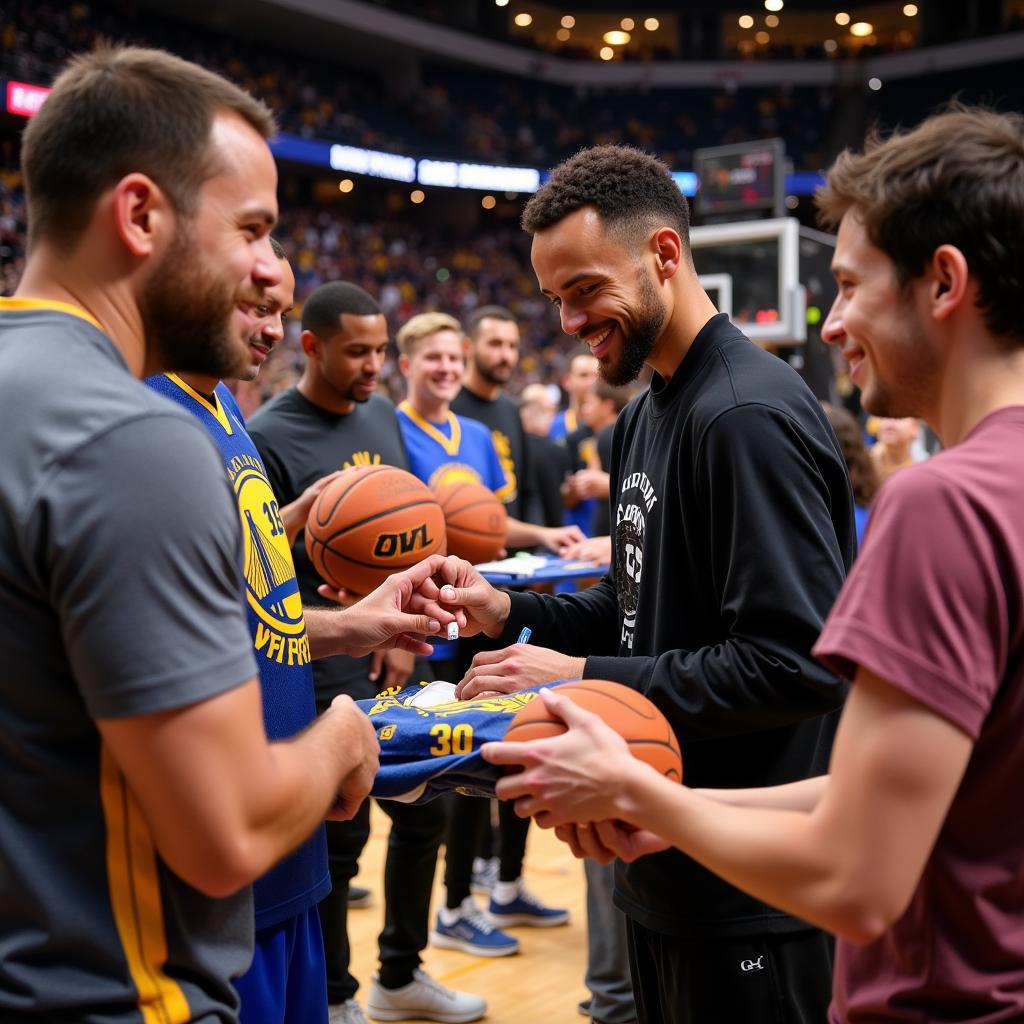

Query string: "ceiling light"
[603, 30, 631, 44]
[495, 0, 508, 5]
[561, 14, 575, 27]
[738, 14, 754, 28]
[599, 45, 614, 59]
[764, 0, 783, 10]
[621, 17, 635, 30]
[410, 190, 425, 204]
[850, 21, 873, 35]
[644, 17, 660, 30]
[755, 30, 770, 43]
[835, 11, 850, 25]
[556, 27, 571, 40]
[868, 77, 882, 90]
[765, 14, 779, 27]
[902, 2, 918, 13]
[481, 195, 497, 210]
[514, 12, 533, 26]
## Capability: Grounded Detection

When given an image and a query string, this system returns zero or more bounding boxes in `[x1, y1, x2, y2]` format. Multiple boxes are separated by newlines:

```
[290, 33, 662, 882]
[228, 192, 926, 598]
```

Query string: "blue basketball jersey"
[357, 681, 563, 802]
[145, 374, 329, 929]
[396, 401, 510, 498]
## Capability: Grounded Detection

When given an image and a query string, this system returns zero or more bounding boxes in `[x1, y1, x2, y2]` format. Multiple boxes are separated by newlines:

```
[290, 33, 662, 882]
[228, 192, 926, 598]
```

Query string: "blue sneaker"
[431, 898, 520, 957]
[487, 881, 569, 927]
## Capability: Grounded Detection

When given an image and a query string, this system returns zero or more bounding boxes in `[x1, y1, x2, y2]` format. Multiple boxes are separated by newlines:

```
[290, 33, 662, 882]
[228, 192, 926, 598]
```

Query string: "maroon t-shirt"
[815, 406, 1024, 1023]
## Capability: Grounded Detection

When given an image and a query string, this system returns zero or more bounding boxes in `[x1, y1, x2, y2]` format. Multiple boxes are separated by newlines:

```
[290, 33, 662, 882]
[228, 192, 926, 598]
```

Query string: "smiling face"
[238, 257, 294, 381]
[531, 207, 665, 387]
[822, 212, 939, 419]
[140, 112, 280, 378]
[400, 329, 465, 410]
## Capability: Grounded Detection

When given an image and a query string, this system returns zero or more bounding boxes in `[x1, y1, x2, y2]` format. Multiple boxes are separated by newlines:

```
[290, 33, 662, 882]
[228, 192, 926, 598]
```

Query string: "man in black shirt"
[430, 146, 855, 1024]
[519, 384, 571, 529]
[249, 282, 485, 1024]
[451, 305, 528, 522]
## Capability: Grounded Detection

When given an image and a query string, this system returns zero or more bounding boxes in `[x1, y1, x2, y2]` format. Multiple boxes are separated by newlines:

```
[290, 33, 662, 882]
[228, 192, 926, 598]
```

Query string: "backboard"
[690, 216, 806, 345]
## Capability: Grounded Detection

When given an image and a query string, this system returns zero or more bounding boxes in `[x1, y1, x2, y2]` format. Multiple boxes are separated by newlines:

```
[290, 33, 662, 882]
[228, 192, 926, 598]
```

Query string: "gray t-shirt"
[0, 302, 258, 1022]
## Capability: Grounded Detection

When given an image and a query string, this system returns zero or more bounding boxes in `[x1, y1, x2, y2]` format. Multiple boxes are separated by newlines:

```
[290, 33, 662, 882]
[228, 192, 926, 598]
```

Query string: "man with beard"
[452, 306, 529, 523]
[421, 145, 856, 1024]
[481, 107, 1024, 1024]
[0, 46, 450, 1023]
[249, 282, 486, 1024]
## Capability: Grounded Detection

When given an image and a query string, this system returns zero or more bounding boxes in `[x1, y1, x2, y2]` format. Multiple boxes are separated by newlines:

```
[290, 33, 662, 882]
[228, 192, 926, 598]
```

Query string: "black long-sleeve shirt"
[500, 314, 856, 937]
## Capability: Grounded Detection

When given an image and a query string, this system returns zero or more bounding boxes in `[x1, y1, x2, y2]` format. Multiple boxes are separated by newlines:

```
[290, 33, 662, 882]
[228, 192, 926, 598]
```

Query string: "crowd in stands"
[2, 1, 835, 169]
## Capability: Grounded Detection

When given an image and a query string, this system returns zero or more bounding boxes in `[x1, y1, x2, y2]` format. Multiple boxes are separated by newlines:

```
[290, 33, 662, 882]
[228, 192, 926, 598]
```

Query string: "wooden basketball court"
[347, 803, 591, 1022]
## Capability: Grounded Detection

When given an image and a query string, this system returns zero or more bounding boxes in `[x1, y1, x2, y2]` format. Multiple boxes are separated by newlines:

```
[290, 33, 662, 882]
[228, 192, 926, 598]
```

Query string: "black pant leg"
[442, 793, 490, 908]
[628, 919, 833, 1024]
[375, 796, 448, 989]
[318, 799, 372, 1004]
[497, 798, 530, 883]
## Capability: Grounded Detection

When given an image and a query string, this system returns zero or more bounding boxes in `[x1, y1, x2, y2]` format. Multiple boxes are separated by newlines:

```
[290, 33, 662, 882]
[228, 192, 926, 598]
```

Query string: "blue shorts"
[235, 905, 328, 1024]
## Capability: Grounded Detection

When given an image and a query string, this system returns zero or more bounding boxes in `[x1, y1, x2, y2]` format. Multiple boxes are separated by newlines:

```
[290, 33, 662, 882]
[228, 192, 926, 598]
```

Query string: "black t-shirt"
[450, 386, 527, 521]
[248, 389, 410, 707]
[523, 433, 571, 528]
[591, 423, 615, 537]
[499, 314, 856, 938]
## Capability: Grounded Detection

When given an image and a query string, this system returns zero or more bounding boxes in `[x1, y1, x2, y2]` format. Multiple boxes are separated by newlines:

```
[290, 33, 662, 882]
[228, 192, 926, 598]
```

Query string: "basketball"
[305, 465, 447, 597]
[504, 680, 683, 782]
[433, 479, 508, 564]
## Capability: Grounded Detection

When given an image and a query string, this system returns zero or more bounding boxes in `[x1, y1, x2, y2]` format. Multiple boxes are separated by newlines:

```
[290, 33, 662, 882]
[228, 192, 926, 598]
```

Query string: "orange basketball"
[433, 479, 507, 564]
[305, 465, 446, 597]
[505, 680, 682, 782]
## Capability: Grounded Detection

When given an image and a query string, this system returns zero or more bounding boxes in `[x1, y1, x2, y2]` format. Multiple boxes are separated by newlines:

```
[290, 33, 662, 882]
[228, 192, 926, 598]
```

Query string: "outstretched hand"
[410, 554, 512, 640]
[332, 554, 460, 658]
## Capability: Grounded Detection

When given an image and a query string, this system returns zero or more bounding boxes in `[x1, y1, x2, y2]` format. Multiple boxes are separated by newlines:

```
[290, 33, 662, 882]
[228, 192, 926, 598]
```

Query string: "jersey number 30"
[429, 722, 474, 756]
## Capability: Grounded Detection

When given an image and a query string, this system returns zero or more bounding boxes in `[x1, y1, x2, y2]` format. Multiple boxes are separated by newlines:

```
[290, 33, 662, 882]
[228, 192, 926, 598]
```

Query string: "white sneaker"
[330, 999, 369, 1024]
[366, 969, 486, 1023]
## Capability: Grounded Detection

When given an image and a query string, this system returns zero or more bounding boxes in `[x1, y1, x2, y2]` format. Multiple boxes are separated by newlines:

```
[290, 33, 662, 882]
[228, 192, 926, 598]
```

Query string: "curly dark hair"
[522, 145, 690, 249]
[823, 403, 880, 508]
[816, 104, 1024, 345]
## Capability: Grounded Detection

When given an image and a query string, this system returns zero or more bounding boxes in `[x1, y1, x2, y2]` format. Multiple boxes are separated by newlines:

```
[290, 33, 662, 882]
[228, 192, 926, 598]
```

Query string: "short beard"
[602, 268, 664, 387]
[477, 360, 512, 387]
[140, 224, 250, 379]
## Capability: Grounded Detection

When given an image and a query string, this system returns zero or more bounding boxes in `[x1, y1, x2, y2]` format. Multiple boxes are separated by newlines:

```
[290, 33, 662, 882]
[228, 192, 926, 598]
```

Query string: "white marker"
[447, 621, 459, 641]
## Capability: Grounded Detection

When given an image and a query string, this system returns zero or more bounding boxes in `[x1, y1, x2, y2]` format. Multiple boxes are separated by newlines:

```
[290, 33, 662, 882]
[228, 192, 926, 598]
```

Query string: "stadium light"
[561, 15, 574, 27]
[556, 28, 570, 40]
[514, 12, 533, 27]
[644, 17, 660, 30]
[621, 17, 635, 30]
[764, 0, 783, 10]
[738, 15, 754, 28]
[599, 45, 614, 59]
[835, 12, 851, 25]
[766, 15, 779, 27]
[902, 3, 918, 14]
[603, 30, 631, 45]
[850, 21, 873, 36]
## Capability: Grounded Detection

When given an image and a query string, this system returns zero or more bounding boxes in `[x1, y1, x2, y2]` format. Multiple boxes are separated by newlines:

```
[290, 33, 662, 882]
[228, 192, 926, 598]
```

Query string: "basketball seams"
[313, 465, 391, 527]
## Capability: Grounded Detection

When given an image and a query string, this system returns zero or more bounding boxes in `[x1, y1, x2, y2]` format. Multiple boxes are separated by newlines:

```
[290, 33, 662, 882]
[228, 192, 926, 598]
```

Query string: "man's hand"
[412, 555, 511, 639]
[280, 470, 347, 546]
[456, 645, 585, 699]
[325, 694, 380, 821]
[369, 648, 416, 688]
[538, 524, 587, 555]
[315, 554, 459, 659]
[482, 687, 657, 826]
[567, 468, 610, 501]
[554, 821, 669, 864]
[562, 535, 612, 566]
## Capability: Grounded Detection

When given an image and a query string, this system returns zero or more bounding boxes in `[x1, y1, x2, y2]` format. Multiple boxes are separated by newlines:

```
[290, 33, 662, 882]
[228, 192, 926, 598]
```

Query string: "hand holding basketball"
[482, 683, 682, 830]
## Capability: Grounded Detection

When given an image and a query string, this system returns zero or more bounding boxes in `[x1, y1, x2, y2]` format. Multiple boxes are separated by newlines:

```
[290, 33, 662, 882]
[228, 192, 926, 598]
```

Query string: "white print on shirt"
[615, 472, 660, 650]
